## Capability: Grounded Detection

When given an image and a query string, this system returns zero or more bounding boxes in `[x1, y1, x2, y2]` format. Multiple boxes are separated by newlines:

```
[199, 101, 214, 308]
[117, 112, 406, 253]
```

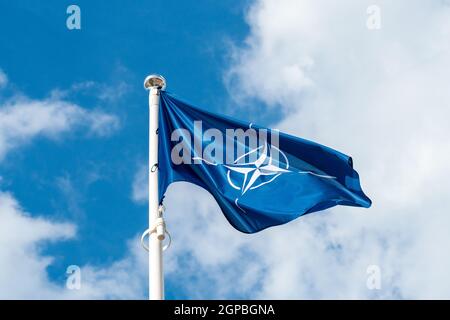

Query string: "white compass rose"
[191, 129, 336, 214]
[225, 143, 291, 195]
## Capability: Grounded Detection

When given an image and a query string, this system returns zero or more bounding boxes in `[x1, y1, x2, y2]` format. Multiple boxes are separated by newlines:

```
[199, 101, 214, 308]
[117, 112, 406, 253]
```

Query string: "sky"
[1, 0, 450, 299]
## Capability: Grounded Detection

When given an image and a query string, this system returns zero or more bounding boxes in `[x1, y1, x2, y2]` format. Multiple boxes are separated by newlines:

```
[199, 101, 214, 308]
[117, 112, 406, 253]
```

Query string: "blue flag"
[158, 92, 371, 233]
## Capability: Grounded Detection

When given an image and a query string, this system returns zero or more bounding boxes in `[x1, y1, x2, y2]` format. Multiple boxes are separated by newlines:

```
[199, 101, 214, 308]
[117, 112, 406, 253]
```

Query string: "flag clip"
[140, 206, 171, 252]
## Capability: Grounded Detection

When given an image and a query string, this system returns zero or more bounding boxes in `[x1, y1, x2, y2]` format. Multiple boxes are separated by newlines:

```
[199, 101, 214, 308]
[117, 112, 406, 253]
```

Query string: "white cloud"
[0, 191, 147, 299]
[131, 164, 148, 204]
[223, 0, 450, 299]
[0, 69, 7, 89]
[162, 183, 264, 299]
[0, 191, 76, 299]
[63, 237, 147, 300]
[142, 0, 450, 299]
[51, 80, 130, 103]
[0, 94, 120, 161]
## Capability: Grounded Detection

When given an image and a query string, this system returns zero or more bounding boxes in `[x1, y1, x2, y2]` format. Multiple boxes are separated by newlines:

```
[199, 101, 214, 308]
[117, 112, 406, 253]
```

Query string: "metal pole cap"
[144, 74, 166, 90]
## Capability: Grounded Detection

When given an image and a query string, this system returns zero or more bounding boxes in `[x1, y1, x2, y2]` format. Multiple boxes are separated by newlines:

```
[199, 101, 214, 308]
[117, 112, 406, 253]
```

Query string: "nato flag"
[157, 92, 371, 233]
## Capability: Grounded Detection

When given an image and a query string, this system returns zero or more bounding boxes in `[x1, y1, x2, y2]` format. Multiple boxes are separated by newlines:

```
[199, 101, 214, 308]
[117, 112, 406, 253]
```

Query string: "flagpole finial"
[144, 74, 166, 90]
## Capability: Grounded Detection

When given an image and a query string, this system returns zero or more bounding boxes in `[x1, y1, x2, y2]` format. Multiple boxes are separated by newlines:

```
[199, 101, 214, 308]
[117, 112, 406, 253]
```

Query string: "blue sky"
[0, 0, 252, 299]
[1, 0, 450, 299]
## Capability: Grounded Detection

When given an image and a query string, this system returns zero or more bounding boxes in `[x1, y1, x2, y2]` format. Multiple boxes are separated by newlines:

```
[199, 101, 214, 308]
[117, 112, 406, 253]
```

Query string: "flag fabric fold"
[157, 92, 371, 233]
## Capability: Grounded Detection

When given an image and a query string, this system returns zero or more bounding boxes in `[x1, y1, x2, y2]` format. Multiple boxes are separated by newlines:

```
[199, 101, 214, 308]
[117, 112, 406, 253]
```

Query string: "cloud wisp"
[0, 69, 7, 89]
[0, 97, 120, 161]
[0, 70, 120, 162]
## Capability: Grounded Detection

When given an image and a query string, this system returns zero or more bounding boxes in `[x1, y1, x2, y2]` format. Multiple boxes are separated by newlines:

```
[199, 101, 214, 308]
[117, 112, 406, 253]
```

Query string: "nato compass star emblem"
[223, 142, 292, 213]
[225, 142, 290, 195]
[193, 139, 336, 214]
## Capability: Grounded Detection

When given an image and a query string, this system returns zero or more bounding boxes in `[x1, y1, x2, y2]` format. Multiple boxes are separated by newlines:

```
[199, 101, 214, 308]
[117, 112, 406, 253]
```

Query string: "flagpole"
[144, 74, 167, 300]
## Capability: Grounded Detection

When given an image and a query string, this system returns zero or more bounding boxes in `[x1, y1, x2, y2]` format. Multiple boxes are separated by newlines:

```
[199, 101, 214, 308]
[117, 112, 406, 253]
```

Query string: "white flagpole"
[144, 74, 167, 300]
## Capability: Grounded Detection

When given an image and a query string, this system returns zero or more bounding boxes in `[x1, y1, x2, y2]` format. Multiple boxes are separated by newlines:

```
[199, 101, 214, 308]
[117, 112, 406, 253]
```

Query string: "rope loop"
[140, 227, 171, 252]
[140, 205, 171, 252]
